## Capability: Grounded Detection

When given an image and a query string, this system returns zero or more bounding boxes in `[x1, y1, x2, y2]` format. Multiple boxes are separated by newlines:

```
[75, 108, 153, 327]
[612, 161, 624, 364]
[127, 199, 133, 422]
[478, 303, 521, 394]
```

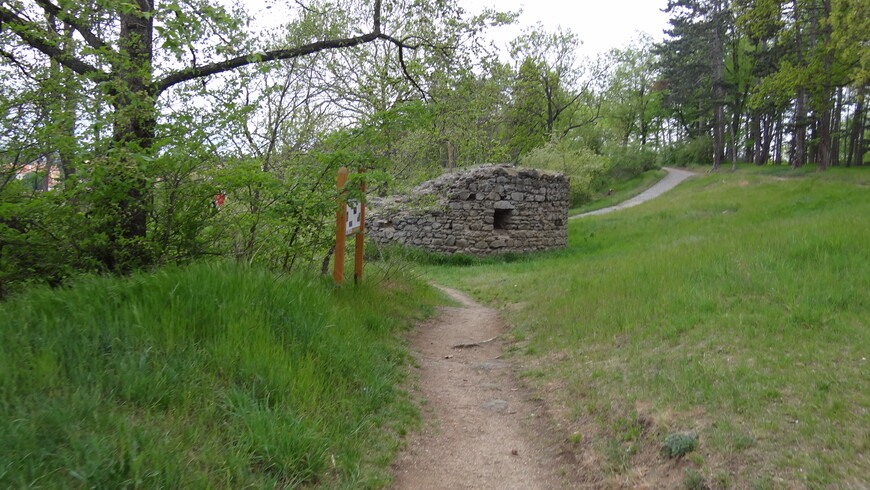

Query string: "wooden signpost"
[334, 167, 366, 285]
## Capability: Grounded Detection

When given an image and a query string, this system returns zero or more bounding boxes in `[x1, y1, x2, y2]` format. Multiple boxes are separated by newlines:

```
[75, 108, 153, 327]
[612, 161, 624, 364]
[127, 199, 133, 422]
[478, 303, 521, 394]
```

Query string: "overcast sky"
[242, 0, 672, 59]
[463, 0, 672, 58]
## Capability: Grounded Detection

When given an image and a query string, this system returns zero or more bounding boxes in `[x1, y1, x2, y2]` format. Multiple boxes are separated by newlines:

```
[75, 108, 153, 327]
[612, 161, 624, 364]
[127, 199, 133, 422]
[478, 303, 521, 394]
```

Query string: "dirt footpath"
[391, 286, 575, 489]
[571, 167, 696, 219]
[392, 169, 699, 488]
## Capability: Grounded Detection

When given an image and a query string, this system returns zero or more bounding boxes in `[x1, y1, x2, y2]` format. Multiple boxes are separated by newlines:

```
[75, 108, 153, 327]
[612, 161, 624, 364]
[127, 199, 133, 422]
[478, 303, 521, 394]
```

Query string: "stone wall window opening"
[493, 208, 513, 230]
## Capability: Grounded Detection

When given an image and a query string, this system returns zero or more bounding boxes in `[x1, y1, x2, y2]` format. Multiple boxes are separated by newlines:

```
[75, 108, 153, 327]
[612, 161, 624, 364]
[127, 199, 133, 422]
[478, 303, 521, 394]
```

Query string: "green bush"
[0, 178, 104, 297]
[663, 433, 699, 458]
[520, 138, 610, 207]
[606, 145, 659, 181]
[659, 136, 713, 167]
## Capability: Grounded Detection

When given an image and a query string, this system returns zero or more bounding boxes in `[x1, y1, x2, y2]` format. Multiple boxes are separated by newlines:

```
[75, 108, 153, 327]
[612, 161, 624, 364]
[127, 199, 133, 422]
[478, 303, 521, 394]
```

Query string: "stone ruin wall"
[366, 164, 569, 256]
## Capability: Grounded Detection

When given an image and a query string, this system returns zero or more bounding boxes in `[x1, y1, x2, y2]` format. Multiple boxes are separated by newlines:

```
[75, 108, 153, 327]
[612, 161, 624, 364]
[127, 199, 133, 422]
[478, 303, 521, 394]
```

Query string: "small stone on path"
[483, 399, 509, 412]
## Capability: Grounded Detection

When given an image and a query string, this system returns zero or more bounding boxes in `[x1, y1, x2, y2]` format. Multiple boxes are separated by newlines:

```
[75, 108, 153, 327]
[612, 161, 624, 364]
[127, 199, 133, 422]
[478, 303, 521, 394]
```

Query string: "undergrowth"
[0, 261, 438, 488]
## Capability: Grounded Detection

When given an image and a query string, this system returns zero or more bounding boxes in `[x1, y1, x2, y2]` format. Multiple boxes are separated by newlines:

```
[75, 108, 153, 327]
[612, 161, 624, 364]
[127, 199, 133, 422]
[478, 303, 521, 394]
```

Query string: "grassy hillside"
[0, 262, 438, 488]
[569, 168, 668, 216]
[424, 167, 870, 488]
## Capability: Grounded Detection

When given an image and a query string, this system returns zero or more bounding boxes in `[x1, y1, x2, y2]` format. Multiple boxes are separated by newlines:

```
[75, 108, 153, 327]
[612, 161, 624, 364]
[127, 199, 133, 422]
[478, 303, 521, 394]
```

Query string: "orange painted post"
[354, 170, 367, 284]
[334, 167, 349, 285]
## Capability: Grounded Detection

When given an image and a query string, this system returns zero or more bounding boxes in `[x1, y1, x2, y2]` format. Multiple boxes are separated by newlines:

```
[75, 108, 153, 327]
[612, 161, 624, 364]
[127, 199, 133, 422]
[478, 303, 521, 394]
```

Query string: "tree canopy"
[1, 0, 867, 294]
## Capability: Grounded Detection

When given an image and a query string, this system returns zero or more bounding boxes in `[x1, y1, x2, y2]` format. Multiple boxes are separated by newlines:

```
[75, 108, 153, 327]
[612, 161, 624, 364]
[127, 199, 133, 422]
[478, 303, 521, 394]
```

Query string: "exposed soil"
[391, 286, 579, 489]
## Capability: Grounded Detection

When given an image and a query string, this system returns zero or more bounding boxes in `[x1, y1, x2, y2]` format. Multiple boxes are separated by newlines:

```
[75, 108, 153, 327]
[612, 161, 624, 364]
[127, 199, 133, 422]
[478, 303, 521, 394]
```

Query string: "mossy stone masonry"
[366, 164, 569, 256]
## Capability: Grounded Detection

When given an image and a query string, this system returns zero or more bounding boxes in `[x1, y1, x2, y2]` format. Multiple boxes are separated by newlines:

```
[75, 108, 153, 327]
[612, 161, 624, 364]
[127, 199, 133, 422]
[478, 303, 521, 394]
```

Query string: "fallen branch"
[452, 336, 498, 349]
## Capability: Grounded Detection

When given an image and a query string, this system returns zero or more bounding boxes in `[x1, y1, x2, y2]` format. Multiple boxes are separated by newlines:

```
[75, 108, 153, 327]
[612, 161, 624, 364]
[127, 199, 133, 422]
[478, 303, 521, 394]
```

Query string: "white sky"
[239, 0, 672, 59]
[463, 0, 672, 58]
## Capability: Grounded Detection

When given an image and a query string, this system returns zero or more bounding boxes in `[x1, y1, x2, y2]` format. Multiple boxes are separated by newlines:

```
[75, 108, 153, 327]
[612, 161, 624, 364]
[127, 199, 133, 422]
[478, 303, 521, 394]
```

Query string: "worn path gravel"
[570, 167, 696, 219]
[391, 286, 572, 489]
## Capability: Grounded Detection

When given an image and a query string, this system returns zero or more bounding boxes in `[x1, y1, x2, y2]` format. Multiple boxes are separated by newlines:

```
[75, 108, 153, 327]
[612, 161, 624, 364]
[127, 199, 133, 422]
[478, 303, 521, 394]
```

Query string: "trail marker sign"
[346, 199, 362, 235]
[334, 167, 366, 285]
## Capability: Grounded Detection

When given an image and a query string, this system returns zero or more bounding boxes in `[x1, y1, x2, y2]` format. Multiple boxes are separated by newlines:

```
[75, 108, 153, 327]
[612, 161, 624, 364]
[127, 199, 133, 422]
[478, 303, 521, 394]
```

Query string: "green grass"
[682, 161, 870, 185]
[423, 167, 870, 487]
[570, 168, 669, 215]
[0, 261, 439, 488]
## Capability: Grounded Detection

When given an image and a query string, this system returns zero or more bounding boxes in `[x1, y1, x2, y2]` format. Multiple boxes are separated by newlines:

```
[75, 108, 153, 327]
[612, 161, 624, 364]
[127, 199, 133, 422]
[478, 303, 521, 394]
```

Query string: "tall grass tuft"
[0, 261, 436, 488]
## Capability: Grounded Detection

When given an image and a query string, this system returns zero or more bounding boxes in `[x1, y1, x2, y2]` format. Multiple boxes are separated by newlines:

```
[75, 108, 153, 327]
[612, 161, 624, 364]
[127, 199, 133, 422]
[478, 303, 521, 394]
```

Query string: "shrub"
[663, 433, 699, 458]
[659, 136, 713, 167]
[520, 138, 610, 207]
[606, 145, 659, 181]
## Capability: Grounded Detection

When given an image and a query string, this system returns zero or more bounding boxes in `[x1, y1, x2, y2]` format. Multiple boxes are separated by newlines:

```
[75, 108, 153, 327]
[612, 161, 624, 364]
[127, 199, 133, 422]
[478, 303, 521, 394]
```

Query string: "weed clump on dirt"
[663, 433, 699, 459]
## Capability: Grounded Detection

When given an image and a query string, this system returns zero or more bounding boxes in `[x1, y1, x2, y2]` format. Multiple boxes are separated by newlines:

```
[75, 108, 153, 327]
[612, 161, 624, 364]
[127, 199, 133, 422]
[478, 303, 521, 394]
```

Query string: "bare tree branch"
[152, 0, 442, 101]
[154, 32, 382, 95]
[0, 6, 109, 81]
[293, 1, 324, 15]
[0, 48, 38, 80]
[33, 0, 113, 54]
[552, 91, 585, 122]
[396, 43, 428, 101]
[561, 101, 602, 137]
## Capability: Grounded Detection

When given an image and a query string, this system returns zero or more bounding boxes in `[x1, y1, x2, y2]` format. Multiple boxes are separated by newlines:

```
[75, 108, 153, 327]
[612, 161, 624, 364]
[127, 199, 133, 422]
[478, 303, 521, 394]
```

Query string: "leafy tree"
[657, 0, 734, 170]
[0, 0, 461, 271]
[603, 35, 664, 148]
[428, 59, 514, 168]
[505, 26, 604, 160]
[737, 0, 864, 169]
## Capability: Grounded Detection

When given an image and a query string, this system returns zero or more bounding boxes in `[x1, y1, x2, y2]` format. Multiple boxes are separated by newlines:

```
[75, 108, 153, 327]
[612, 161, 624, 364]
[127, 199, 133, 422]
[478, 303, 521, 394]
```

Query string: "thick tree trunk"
[815, 0, 833, 171]
[790, 1, 807, 169]
[639, 86, 648, 147]
[727, 109, 739, 164]
[53, 30, 78, 180]
[750, 111, 761, 165]
[817, 101, 833, 171]
[793, 91, 808, 168]
[832, 87, 843, 166]
[846, 101, 856, 167]
[712, 32, 725, 170]
[544, 75, 556, 135]
[712, 104, 725, 171]
[107, 1, 155, 271]
[40, 13, 79, 181]
[41, 158, 54, 191]
[761, 112, 774, 165]
[58, 94, 78, 180]
[730, 123, 737, 170]
[774, 112, 784, 165]
[752, 111, 762, 165]
[852, 93, 866, 167]
[711, 3, 726, 171]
